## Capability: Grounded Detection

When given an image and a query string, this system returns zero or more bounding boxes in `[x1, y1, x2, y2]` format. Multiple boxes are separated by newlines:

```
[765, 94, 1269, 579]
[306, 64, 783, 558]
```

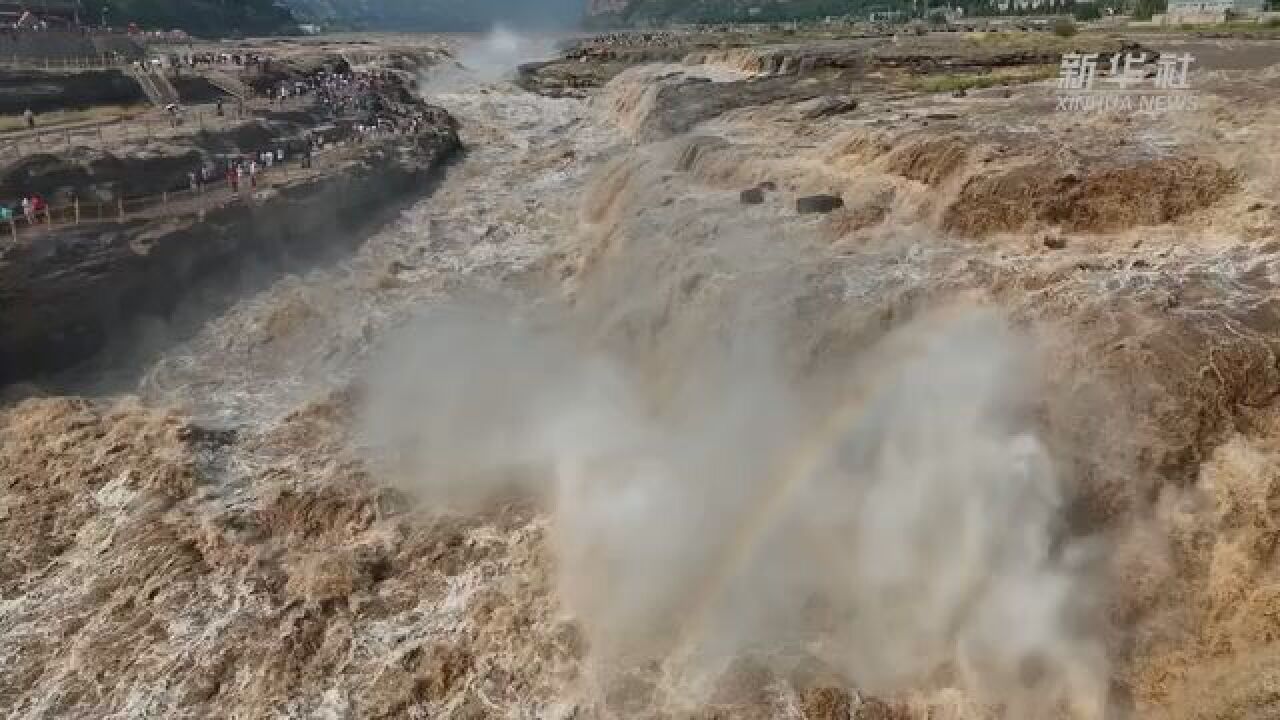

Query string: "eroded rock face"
[0, 147, 205, 205]
[597, 64, 859, 142]
[795, 95, 859, 120]
[943, 156, 1238, 236]
[0, 107, 460, 385]
[0, 69, 145, 115]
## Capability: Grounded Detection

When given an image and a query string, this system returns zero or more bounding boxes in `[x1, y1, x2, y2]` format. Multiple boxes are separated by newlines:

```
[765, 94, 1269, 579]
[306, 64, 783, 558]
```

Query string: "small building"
[1163, 0, 1264, 22]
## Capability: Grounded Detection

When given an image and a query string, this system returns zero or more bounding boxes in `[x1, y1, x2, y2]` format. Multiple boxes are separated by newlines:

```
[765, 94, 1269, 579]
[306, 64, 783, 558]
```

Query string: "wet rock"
[178, 424, 238, 450]
[795, 95, 859, 119]
[1044, 234, 1067, 249]
[797, 194, 844, 214]
[740, 187, 765, 205]
[758, 180, 777, 191]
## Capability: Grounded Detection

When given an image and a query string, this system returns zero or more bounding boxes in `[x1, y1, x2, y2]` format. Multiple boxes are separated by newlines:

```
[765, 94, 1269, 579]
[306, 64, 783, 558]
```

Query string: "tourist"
[23, 108, 34, 130]
[249, 160, 258, 188]
[228, 166, 239, 194]
[21, 197, 32, 224]
[0, 204, 11, 224]
[30, 194, 45, 223]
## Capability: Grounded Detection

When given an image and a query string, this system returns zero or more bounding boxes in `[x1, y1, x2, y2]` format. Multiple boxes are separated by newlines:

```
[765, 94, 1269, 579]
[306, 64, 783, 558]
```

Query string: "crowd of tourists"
[0, 194, 48, 226]
[152, 51, 273, 71]
[1, 52, 441, 237]
[217, 146, 291, 194]
[579, 30, 683, 49]
[190, 135, 331, 196]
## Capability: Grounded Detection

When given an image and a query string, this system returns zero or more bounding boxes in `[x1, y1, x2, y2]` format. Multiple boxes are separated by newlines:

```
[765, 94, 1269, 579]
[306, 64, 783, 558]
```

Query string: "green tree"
[81, 0, 297, 36]
[1132, 0, 1166, 20]
[1073, 2, 1102, 20]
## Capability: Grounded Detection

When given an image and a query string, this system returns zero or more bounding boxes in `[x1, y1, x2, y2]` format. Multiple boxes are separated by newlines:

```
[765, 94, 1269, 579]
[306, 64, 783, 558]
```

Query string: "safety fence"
[1, 105, 246, 157]
[0, 53, 124, 69]
[0, 95, 315, 161]
[0, 54, 282, 75]
[0, 136, 403, 243]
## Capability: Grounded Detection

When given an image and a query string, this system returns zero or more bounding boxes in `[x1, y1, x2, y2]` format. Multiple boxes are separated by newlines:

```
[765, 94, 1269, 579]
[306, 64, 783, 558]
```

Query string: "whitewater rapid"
[137, 74, 620, 429]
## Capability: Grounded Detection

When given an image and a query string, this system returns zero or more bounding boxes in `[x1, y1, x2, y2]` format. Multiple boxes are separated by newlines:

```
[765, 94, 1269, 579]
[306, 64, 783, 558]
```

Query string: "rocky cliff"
[0, 69, 146, 116]
[0, 110, 460, 386]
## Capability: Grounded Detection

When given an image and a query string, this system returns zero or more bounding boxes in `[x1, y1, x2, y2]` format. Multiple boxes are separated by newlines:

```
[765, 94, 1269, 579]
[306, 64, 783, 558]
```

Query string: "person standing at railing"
[21, 197, 32, 224]
[23, 108, 34, 130]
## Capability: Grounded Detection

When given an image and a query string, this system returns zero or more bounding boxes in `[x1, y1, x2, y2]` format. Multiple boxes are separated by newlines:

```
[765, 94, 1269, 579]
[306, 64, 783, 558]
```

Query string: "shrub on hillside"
[1073, 3, 1102, 20]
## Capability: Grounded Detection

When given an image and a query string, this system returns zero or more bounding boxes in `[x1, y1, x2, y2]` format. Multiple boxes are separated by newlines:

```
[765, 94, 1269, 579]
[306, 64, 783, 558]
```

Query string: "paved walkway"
[3, 136, 400, 243]
[0, 95, 311, 160]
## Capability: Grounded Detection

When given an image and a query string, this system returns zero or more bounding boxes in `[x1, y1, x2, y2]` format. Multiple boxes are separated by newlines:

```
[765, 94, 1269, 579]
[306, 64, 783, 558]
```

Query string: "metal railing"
[0, 53, 125, 69]
[0, 138, 390, 243]
[0, 95, 314, 161]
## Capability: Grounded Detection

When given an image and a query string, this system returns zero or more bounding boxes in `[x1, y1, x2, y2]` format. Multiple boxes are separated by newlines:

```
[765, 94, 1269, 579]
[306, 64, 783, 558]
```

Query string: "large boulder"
[794, 95, 859, 120]
[797, 194, 844, 214]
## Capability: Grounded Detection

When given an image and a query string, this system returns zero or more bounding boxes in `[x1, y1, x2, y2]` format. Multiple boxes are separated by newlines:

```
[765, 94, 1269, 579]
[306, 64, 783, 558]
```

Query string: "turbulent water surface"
[9, 31, 1280, 720]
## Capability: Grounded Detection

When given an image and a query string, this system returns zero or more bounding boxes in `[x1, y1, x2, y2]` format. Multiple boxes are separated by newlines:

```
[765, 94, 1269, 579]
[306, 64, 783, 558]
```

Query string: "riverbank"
[0, 120, 459, 387]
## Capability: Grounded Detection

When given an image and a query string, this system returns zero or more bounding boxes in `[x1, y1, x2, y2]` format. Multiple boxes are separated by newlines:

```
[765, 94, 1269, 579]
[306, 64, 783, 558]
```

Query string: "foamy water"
[15, 35, 1259, 718]
[138, 62, 619, 429]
